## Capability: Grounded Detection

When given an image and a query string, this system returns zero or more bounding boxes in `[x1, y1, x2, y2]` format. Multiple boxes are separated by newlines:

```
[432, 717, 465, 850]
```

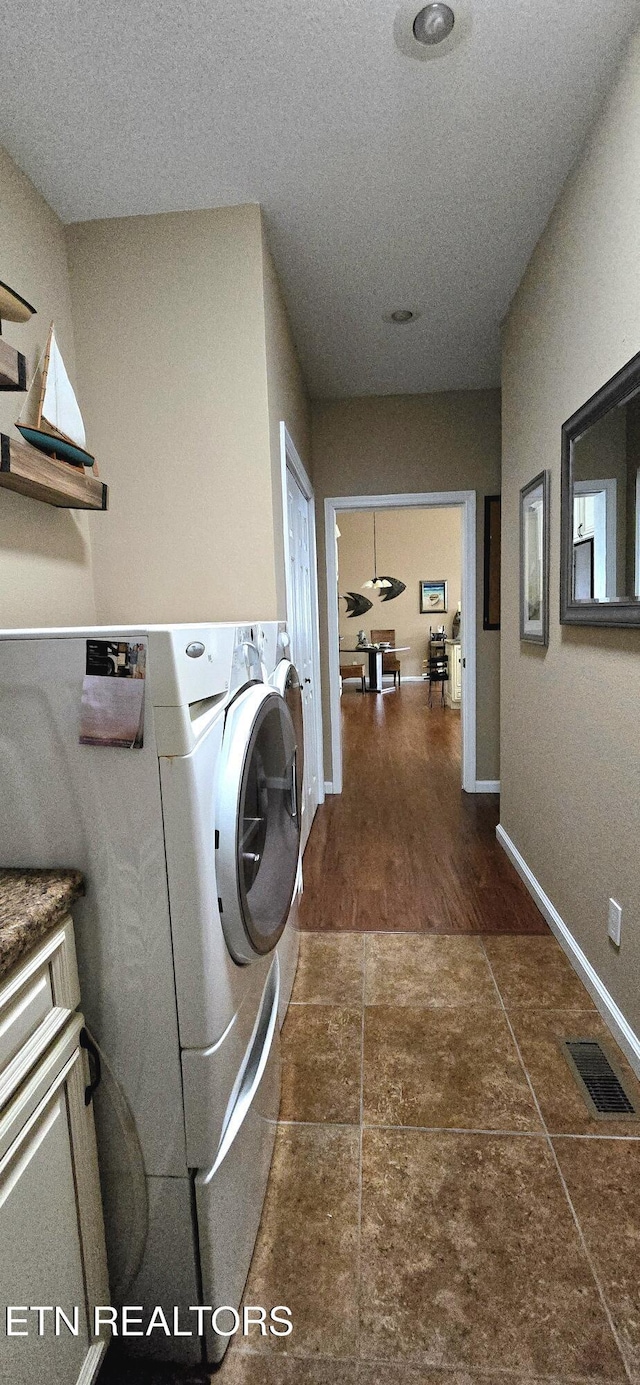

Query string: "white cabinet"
[573, 493, 596, 540]
[445, 640, 462, 709]
[0, 923, 109, 1385]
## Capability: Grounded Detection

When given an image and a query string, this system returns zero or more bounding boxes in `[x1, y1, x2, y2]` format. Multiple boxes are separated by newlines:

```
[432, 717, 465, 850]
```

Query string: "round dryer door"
[216, 684, 301, 963]
[272, 659, 304, 825]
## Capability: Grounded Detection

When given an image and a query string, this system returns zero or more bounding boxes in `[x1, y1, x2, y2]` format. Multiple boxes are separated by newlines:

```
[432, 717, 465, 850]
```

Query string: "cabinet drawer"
[0, 965, 54, 1071]
[0, 919, 80, 1111]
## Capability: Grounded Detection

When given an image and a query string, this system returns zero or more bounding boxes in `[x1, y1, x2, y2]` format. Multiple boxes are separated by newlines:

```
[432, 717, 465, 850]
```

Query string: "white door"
[286, 463, 320, 848]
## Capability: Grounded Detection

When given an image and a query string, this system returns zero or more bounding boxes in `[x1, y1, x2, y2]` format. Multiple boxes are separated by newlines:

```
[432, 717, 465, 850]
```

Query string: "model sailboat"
[16, 324, 95, 469]
[0, 278, 36, 323]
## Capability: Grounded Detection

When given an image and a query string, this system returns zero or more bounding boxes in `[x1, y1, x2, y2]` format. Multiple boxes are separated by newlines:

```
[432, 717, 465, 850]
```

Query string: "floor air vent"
[562, 1039, 638, 1119]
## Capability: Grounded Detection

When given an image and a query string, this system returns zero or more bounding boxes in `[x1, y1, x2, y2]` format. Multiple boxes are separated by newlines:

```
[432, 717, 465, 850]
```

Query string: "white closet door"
[286, 466, 320, 847]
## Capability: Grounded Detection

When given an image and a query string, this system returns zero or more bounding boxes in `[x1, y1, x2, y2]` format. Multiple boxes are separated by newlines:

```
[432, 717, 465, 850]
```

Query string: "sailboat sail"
[16, 323, 95, 469]
[41, 330, 86, 448]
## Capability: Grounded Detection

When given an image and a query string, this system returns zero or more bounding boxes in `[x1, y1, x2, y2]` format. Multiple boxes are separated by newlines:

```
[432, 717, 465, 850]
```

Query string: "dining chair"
[340, 661, 366, 693]
[427, 628, 449, 707]
[370, 628, 401, 687]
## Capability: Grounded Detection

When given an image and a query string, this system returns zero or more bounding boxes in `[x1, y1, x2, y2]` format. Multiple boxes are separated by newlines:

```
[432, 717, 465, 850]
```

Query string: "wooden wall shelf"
[0, 338, 27, 391]
[0, 434, 108, 510]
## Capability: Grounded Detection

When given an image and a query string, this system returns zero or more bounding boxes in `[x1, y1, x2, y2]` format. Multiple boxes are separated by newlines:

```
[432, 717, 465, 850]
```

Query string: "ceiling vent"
[394, 0, 471, 62]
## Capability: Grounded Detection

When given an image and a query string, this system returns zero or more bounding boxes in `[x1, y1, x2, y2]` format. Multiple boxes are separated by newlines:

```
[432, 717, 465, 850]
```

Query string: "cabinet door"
[0, 1037, 108, 1384]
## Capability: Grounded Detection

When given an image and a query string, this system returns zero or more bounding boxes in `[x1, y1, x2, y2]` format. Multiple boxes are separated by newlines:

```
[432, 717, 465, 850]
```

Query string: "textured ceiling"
[1, 0, 638, 397]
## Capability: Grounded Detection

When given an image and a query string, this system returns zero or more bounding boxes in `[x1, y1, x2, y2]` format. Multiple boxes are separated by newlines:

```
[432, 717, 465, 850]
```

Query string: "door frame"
[324, 489, 477, 795]
[279, 422, 325, 816]
[573, 478, 617, 599]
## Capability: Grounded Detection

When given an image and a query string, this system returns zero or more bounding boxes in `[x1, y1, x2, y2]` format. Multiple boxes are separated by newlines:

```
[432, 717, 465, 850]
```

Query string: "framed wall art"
[420, 580, 447, 613]
[520, 470, 550, 644]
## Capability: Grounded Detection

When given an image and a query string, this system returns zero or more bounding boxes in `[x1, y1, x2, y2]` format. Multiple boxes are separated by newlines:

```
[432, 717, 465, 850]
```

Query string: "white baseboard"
[497, 823, 640, 1078]
[476, 780, 500, 794]
[323, 780, 334, 795]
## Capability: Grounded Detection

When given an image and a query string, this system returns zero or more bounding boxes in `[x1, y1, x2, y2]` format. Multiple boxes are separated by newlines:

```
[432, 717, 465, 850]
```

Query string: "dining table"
[341, 645, 410, 693]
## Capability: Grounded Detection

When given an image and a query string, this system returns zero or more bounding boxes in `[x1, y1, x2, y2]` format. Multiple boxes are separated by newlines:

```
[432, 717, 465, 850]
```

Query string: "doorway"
[280, 423, 324, 849]
[324, 490, 477, 795]
[572, 478, 617, 600]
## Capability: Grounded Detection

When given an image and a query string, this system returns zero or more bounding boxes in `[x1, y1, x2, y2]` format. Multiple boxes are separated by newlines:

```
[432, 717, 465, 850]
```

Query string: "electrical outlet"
[608, 898, 622, 948]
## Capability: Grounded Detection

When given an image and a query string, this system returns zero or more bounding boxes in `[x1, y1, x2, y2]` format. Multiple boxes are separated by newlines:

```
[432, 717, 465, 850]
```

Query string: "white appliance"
[260, 623, 303, 1025]
[0, 622, 302, 1366]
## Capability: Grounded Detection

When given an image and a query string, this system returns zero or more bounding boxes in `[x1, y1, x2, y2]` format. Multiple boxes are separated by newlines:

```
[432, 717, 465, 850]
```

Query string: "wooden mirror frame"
[560, 348, 640, 627]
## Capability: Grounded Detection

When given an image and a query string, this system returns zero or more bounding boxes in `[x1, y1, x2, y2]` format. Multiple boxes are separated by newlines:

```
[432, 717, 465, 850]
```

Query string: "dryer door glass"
[238, 694, 300, 953]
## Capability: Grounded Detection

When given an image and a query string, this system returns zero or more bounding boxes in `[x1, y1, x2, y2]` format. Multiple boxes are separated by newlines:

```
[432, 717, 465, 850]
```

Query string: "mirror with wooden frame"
[561, 349, 640, 626]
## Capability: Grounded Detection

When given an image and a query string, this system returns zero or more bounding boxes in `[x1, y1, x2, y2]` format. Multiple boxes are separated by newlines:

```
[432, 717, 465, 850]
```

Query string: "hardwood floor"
[299, 681, 547, 934]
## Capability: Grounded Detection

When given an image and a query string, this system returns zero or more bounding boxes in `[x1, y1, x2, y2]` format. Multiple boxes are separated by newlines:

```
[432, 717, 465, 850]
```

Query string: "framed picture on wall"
[519, 470, 550, 644]
[420, 580, 447, 613]
[483, 495, 501, 630]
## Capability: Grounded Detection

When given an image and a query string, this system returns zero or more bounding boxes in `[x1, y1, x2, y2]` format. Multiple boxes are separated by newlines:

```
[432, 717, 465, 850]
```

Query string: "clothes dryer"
[261, 624, 304, 1023]
[0, 622, 301, 1365]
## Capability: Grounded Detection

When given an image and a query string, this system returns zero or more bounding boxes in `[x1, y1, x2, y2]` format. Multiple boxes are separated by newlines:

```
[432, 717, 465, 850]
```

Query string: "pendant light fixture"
[362, 512, 392, 590]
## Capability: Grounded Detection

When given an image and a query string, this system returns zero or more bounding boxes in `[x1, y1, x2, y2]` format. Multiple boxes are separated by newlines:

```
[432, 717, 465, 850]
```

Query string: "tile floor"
[217, 931, 640, 1384]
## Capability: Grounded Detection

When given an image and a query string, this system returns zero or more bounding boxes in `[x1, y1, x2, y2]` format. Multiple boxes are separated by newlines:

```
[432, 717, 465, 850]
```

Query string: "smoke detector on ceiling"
[394, 0, 471, 62]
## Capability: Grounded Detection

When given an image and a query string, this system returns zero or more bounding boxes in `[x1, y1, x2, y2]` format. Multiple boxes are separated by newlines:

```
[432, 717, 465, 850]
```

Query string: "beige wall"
[501, 26, 640, 1035]
[311, 391, 502, 782]
[0, 146, 95, 627]
[337, 507, 461, 679]
[67, 204, 309, 625]
[260, 226, 312, 616]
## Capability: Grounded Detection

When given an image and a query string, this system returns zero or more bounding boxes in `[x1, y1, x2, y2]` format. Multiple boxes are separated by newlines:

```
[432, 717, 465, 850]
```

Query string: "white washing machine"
[0, 622, 301, 1366]
[260, 623, 303, 1025]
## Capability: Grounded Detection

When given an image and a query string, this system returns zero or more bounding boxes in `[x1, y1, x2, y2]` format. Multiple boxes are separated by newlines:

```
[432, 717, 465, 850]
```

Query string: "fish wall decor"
[342, 591, 373, 618]
[377, 576, 406, 602]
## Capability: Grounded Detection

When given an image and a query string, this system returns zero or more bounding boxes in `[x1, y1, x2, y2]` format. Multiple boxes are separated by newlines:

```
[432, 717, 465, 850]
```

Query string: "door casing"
[279, 422, 324, 847]
[324, 489, 478, 795]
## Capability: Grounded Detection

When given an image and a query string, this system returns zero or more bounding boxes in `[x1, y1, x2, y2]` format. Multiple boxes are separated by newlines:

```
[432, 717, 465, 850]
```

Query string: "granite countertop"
[0, 868, 85, 982]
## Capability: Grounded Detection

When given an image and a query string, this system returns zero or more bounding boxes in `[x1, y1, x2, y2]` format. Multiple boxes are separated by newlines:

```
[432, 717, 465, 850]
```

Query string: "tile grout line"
[546, 1146, 634, 1385]
[479, 938, 634, 1385]
[547, 1130, 640, 1141]
[232, 1342, 621, 1381]
[275, 1117, 640, 1139]
[232, 1342, 627, 1383]
[478, 938, 549, 1132]
[276, 1118, 360, 1128]
[355, 930, 366, 1361]
[288, 999, 603, 1011]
